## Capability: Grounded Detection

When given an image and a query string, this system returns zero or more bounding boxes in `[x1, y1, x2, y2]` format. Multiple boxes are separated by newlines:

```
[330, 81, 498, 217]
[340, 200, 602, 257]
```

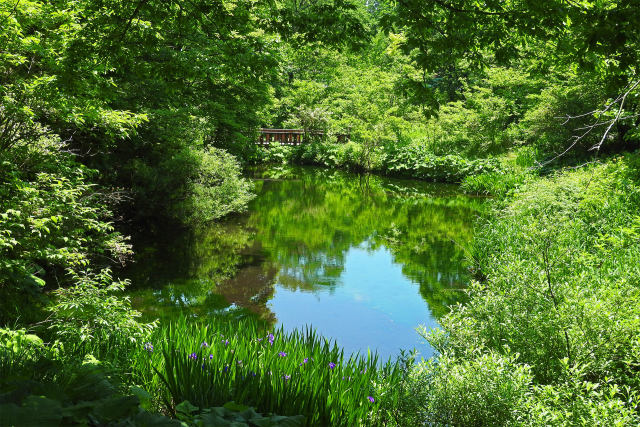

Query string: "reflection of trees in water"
[247, 168, 482, 317]
[124, 221, 255, 320]
[215, 263, 278, 323]
[127, 167, 485, 322]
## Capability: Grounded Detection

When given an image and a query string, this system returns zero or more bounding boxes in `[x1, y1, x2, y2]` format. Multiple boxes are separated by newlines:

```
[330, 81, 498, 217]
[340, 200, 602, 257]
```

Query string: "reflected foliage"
[124, 222, 254, 321]
[128, 167, 483, 327]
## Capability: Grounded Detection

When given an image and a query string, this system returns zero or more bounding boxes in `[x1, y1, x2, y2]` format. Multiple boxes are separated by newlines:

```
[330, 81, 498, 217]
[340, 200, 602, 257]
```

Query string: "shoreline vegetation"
[2, 0, 639, 425]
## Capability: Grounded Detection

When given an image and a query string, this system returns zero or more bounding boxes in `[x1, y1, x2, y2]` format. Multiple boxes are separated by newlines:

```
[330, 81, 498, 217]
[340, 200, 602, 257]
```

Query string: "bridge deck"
[257, 128, 348, 146]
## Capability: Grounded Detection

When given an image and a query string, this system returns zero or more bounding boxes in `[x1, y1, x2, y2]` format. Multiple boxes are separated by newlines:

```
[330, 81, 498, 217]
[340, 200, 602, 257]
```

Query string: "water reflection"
[125, 167, 484, 359]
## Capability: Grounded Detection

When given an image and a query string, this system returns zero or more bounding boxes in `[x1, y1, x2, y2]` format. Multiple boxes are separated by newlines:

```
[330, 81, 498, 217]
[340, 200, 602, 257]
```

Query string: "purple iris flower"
[267, 333, 275, 345]
[328, 362, 336, 370]
[143, 342, 154, 353]
[188, 353, 197, 360]
[201, 341, 208, 348]
[209, 354, 214, 360]
[283, 374, 291, 381]
[368, 396, 375, 403]
[279, 351, 287, 357]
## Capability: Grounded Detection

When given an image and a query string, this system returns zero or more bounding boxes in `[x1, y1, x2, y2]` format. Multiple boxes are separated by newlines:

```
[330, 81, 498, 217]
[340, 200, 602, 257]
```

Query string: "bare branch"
[541, 78, 640, 167]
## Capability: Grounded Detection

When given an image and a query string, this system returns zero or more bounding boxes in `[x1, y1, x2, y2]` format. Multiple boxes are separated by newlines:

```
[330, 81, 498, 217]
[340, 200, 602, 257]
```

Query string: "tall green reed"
[133, 317, 402, 426]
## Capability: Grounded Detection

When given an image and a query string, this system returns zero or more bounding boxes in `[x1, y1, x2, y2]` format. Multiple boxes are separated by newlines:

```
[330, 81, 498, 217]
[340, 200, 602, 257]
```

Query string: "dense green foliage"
[0, 327, 304, 426]
[135, 317, 400, 426]
[256, 141, 501, 182]
[402, 155, 640, 425]
[2, 0, 640, 424]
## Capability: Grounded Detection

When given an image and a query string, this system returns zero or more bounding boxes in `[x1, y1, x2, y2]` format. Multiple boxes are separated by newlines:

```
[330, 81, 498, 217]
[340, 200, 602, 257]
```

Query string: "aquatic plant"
[133, 317, 401, 426]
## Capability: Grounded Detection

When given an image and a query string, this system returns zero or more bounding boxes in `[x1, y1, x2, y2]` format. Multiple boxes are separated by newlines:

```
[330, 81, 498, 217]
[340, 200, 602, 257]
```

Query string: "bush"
[176, 147, 255, 224]
[253, 141, 501, 183]
[461, 149, 538, 196]
[409, 352, 533, 426]
[47, 269, 155, 345]
[382, 144, 501, 182]
[0, 134, 132, 325]
[128, 144, 255, 225]
[524, 361, 640, 426]
[519, 75, 607, 159]
[421, 153, 640, 425]
[461, 170, 529, 196]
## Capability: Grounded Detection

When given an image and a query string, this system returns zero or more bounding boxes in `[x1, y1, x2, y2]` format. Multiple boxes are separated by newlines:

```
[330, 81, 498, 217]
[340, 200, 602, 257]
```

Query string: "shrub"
[382, 144, 501, 182]
[461, 158, 535, 196]
[519, 75, 607, 159]
[423, 153, 640, 425]
[177, 147, 255, 224]
[412, 352, 533, 426]
[254, 141, 502, 183]
[459, 158, 640, 382]
[524, 361, 640, 426]
[47, 269, 155, 345]
[130, 145, 255, 225]
[0, 134, 131, 324]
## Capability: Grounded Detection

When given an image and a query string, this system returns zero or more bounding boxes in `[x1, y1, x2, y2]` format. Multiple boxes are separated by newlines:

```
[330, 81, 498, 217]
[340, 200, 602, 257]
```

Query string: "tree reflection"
[125, 167, 485, 325]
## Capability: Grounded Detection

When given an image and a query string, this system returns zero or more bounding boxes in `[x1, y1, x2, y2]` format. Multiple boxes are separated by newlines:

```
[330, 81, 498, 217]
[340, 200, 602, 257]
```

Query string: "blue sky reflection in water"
[126, 167, 484, 361]
[270, 242, 440, 360]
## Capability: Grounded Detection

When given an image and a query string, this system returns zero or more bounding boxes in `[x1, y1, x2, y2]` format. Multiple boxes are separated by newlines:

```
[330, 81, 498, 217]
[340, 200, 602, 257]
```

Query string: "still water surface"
[126, 167, 483, 360]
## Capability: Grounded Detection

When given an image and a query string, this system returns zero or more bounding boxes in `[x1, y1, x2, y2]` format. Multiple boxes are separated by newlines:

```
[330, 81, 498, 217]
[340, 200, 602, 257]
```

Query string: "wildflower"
[329, 362, 336, 370]
[223, 365, 229, 372]
[222, 339, 229, 346]
[279, 351, 287, 357]
[209, 354, 214, 360]
[283, 374, 291, 381]
[201, 341, 209, 348]
[368, 396, 375, 403]
[267, 333, 275, 345]
[143, 342, 154, 353]
[188, 352, 197, 360]
[299, 357, 309, 366]
[250, 371, 257, 377]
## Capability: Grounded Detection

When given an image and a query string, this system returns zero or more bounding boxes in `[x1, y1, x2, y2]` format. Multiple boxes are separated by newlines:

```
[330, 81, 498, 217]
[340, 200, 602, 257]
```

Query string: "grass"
[132, 317, 403, 426]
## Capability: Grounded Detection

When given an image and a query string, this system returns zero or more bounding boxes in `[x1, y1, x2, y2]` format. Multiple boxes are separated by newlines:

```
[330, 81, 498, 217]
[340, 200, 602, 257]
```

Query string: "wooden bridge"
[257, 128, 349, 146]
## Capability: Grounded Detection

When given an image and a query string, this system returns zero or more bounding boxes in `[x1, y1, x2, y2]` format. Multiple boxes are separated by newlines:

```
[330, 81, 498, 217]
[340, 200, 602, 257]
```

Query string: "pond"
[125, 166, 484, 361]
